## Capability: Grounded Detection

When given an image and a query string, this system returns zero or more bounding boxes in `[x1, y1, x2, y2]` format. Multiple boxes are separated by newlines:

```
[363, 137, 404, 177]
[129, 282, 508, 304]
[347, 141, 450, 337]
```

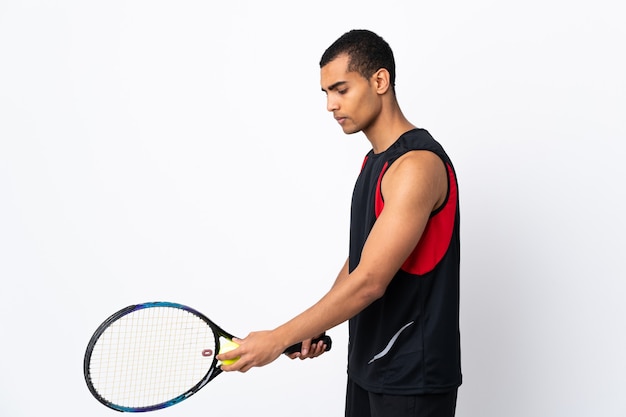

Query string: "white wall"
[1, 1, 624, 416]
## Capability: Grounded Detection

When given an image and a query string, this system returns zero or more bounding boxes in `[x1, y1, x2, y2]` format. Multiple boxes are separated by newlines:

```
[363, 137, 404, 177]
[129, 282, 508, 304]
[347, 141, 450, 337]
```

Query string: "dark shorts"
[345, 378, 458, 417]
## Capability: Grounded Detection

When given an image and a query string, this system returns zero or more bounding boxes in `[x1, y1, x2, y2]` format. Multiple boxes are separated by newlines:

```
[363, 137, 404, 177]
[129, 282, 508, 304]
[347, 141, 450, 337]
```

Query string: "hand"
[286, 334, 328, 360]
[217, 331, 284, 373]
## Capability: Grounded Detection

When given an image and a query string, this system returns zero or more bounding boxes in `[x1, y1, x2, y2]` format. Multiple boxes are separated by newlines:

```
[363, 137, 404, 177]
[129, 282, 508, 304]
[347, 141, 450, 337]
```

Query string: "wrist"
[271, 325, 295, 352]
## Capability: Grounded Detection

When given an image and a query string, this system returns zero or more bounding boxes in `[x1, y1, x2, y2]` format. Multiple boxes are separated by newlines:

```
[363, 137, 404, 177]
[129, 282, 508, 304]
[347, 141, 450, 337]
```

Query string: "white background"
[1, 1, 625, 416]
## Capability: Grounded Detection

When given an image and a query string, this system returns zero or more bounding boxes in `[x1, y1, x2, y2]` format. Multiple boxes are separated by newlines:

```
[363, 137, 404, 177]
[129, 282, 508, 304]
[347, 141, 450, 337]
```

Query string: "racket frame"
[84, 301, 332, 412]
[83, 301, 234, 413]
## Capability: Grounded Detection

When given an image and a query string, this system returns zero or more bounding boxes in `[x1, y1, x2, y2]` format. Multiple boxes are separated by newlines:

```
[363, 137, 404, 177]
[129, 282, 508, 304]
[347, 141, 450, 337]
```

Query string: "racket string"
[89, 307, 216, 408]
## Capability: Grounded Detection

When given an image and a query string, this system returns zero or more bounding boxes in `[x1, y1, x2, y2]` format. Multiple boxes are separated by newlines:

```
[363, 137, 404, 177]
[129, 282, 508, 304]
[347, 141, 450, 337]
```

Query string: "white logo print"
[368, 321, 414, 364]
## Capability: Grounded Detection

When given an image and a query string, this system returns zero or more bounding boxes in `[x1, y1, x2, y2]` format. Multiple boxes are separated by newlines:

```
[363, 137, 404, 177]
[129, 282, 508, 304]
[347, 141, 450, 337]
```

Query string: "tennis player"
[219, 29, 462, 417]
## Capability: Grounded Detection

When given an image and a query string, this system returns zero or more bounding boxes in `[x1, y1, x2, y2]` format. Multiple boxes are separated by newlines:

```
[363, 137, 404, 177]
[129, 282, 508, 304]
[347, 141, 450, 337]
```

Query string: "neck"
[364, 104, 416, 154]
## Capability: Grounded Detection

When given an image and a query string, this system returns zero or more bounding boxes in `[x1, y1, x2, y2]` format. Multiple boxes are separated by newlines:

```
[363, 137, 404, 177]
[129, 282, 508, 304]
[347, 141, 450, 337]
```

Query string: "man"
[218, 29, 461, 417]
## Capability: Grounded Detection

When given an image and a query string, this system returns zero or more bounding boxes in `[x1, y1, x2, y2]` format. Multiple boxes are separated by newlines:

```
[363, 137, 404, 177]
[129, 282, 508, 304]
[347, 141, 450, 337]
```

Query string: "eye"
[337, 88, 348, 95]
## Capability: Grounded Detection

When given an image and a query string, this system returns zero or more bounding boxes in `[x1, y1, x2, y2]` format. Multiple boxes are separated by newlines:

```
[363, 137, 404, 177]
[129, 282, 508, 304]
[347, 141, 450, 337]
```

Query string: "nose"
[326, 95, 338, 112]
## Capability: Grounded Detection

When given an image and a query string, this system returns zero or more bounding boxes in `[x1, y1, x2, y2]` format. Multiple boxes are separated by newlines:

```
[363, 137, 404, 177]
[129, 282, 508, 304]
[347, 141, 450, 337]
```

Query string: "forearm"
[271, 264, 380, 350]
[331, 257, 350, 289]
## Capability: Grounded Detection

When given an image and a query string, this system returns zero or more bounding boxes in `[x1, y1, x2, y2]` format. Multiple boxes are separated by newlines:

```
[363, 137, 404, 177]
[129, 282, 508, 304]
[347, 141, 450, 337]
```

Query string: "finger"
[300, 338, 312, 357]
[310, 341, 324, 357]
[286, 352, 301, 360]
[299, 341, 320, 360]
[308, 341, 327, 358]
[219, 360, 239, 372]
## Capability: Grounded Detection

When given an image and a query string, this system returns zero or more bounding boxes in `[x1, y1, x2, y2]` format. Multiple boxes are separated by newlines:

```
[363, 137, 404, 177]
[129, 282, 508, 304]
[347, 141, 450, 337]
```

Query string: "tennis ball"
[219, 339, 240, 366]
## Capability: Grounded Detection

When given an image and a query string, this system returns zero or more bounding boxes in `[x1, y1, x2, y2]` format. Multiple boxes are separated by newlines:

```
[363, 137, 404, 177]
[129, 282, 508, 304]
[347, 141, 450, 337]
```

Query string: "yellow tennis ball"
[219, 339, 240, 366]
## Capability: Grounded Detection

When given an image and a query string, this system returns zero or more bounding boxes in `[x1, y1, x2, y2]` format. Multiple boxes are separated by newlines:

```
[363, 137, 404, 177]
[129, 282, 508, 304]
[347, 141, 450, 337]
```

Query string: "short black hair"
[320, 29, 396, 90]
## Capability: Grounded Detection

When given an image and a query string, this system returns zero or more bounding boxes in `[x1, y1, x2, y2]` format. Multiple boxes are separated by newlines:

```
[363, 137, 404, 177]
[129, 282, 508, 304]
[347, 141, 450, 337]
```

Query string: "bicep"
[354, 151, 448, 286]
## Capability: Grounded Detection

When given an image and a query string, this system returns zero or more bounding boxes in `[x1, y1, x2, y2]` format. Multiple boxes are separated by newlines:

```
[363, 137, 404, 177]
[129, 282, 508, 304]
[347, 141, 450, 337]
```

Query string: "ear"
[372, 68, 391, 95]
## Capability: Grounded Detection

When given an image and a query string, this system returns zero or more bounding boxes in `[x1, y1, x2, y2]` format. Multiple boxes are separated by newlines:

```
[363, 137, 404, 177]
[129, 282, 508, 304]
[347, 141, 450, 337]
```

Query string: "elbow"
[369, 282, 388, 301]
[358, 277, 387, 304]
[344, 267, 391, 308]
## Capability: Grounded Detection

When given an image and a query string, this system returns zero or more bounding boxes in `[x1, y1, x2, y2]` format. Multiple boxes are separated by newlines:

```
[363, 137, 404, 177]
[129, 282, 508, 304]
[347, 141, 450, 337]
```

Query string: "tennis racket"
[83, 301, 332, 412]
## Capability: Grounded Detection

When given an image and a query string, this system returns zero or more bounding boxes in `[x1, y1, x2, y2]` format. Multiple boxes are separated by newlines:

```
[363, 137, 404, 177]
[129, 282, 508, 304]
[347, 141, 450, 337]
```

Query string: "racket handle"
[283, 335, 332, 355]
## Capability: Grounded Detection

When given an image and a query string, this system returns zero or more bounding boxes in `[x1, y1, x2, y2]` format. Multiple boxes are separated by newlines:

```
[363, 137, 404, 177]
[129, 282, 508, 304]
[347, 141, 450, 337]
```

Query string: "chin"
[342, 126, 361, 135]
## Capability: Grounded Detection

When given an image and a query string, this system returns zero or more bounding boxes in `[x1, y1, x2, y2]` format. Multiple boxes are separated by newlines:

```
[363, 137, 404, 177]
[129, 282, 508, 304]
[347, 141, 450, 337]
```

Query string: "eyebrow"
[321, 81, 347, 93]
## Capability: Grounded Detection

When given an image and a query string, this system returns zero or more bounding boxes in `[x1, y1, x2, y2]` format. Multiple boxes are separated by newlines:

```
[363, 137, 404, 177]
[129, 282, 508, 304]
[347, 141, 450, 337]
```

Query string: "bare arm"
[218, 151, 448, 371]
[286, 257, 350, 359]
[331, 257, 350, 289]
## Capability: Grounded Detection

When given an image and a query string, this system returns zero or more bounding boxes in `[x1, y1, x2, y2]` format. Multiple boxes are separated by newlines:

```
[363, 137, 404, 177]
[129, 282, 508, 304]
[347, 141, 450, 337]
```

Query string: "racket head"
[83, 301, 234, 412]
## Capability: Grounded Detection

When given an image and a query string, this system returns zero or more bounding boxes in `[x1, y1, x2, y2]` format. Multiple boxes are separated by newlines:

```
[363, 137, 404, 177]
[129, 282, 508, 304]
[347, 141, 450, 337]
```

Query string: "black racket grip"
[283, 335, 332, 355]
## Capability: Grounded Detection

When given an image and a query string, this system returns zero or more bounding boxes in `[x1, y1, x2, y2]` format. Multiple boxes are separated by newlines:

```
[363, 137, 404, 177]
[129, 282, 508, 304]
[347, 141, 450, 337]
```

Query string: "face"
[321, 54, 382, 135]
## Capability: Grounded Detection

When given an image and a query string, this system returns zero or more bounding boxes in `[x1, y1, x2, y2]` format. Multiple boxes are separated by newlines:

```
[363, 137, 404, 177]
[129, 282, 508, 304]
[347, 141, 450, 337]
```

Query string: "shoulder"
[382, 150, 448, 211]
[388, 150, 446, 181]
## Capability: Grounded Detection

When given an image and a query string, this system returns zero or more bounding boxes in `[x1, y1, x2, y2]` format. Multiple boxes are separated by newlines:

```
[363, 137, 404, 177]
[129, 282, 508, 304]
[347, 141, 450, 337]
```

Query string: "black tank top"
[348, 128, 462, 394]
